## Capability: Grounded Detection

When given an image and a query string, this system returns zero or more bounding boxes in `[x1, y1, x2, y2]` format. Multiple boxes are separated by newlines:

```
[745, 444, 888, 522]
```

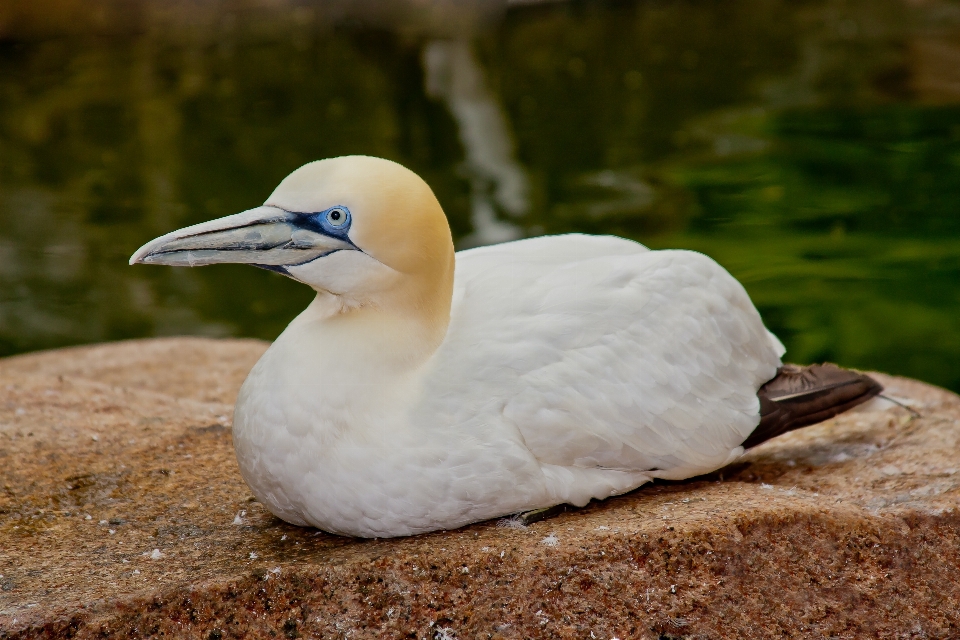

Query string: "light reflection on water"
[1, 0, 959, 392]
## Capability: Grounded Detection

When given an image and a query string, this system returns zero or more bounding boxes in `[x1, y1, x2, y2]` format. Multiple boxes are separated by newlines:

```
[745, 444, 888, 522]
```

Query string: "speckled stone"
[1, 338, 958, 639]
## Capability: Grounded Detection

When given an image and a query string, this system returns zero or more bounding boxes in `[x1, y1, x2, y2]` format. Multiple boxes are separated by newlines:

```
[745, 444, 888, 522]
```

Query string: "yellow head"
[130, 156, 456, 338]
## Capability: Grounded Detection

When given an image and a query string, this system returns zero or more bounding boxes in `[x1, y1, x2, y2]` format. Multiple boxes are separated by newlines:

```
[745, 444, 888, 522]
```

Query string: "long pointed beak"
[129, 206, 354, 267]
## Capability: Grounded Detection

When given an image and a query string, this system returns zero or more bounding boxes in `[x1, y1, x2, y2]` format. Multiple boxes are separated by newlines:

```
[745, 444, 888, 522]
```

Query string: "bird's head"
[131, 156, 455, 329]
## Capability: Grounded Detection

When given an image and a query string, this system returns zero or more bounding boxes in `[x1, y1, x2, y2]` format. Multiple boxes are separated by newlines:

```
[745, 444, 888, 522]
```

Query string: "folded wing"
[422, 234, 784, 479]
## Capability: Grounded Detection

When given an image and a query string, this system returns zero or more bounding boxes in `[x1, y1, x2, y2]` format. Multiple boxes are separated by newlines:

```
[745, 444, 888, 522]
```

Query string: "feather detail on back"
[419, 234, 784, 479]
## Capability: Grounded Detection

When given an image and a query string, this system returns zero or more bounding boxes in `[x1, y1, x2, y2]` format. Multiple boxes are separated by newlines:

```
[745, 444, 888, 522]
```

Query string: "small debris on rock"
[496, 516, 527, 529]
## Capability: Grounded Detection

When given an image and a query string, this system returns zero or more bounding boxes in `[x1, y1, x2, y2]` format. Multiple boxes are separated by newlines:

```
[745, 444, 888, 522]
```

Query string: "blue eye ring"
[326, 207, 348, 227]
[296, 205, 352, 238]
[288, 205, 354, 243]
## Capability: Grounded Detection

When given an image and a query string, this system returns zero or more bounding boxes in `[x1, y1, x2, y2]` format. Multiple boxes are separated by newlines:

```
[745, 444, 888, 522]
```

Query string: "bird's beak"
[129, 206, 355, 268]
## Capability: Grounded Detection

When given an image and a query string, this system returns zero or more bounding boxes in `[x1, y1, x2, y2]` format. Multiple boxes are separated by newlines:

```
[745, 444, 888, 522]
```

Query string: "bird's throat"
[292, 288, 450, 374]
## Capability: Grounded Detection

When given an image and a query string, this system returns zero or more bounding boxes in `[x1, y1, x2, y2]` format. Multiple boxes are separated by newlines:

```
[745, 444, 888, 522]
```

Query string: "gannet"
[130, 156, 881, 538]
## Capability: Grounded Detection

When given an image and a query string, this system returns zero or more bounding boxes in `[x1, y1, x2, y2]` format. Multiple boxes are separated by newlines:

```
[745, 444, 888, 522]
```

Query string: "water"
[1, 0, 959, 392]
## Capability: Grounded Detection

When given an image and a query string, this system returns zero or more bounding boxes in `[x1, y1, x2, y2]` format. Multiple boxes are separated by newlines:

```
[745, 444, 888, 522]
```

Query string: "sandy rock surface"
[0, 337, 958, 639]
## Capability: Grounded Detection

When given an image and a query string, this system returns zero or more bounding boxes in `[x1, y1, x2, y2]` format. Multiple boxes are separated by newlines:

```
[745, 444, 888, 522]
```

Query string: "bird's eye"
[326, 208, 347, 227]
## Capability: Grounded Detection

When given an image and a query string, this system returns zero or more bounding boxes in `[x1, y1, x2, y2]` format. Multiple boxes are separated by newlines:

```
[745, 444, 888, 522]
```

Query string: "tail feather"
[742, 363, 883, 449]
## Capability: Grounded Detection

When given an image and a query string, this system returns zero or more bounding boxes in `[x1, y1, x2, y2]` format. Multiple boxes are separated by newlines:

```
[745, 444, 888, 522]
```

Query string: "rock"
[1, 337, 959, 639]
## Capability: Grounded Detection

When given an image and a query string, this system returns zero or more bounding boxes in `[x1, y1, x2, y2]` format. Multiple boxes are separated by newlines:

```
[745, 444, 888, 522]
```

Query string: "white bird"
[130, 156, 880, 538]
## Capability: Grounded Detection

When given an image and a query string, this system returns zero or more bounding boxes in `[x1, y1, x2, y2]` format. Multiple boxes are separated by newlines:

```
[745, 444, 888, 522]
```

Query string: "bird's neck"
[291, 274, 452, 374]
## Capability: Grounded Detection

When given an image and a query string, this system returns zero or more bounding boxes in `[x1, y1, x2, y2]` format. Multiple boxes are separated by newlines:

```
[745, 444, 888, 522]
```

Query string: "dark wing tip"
[742, 363, 883, 449]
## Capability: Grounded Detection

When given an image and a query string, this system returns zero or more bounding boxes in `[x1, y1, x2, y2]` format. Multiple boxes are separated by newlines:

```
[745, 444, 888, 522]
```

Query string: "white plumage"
[131, 156, 785, 537]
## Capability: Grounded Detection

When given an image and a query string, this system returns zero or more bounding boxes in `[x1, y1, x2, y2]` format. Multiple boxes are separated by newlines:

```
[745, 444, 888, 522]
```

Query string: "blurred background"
[0, 0, 958, 391]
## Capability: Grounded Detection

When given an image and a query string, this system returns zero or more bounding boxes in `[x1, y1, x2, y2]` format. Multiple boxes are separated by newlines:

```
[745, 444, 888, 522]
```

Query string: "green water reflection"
[1, 0, 958, 391]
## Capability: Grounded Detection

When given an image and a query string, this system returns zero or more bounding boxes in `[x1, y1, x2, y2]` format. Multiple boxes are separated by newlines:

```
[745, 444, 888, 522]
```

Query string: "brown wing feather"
[742, 363, 883, 449]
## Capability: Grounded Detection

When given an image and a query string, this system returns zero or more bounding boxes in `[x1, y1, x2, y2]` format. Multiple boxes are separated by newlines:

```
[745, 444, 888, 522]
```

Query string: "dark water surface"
[1, 0, 959, 391]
